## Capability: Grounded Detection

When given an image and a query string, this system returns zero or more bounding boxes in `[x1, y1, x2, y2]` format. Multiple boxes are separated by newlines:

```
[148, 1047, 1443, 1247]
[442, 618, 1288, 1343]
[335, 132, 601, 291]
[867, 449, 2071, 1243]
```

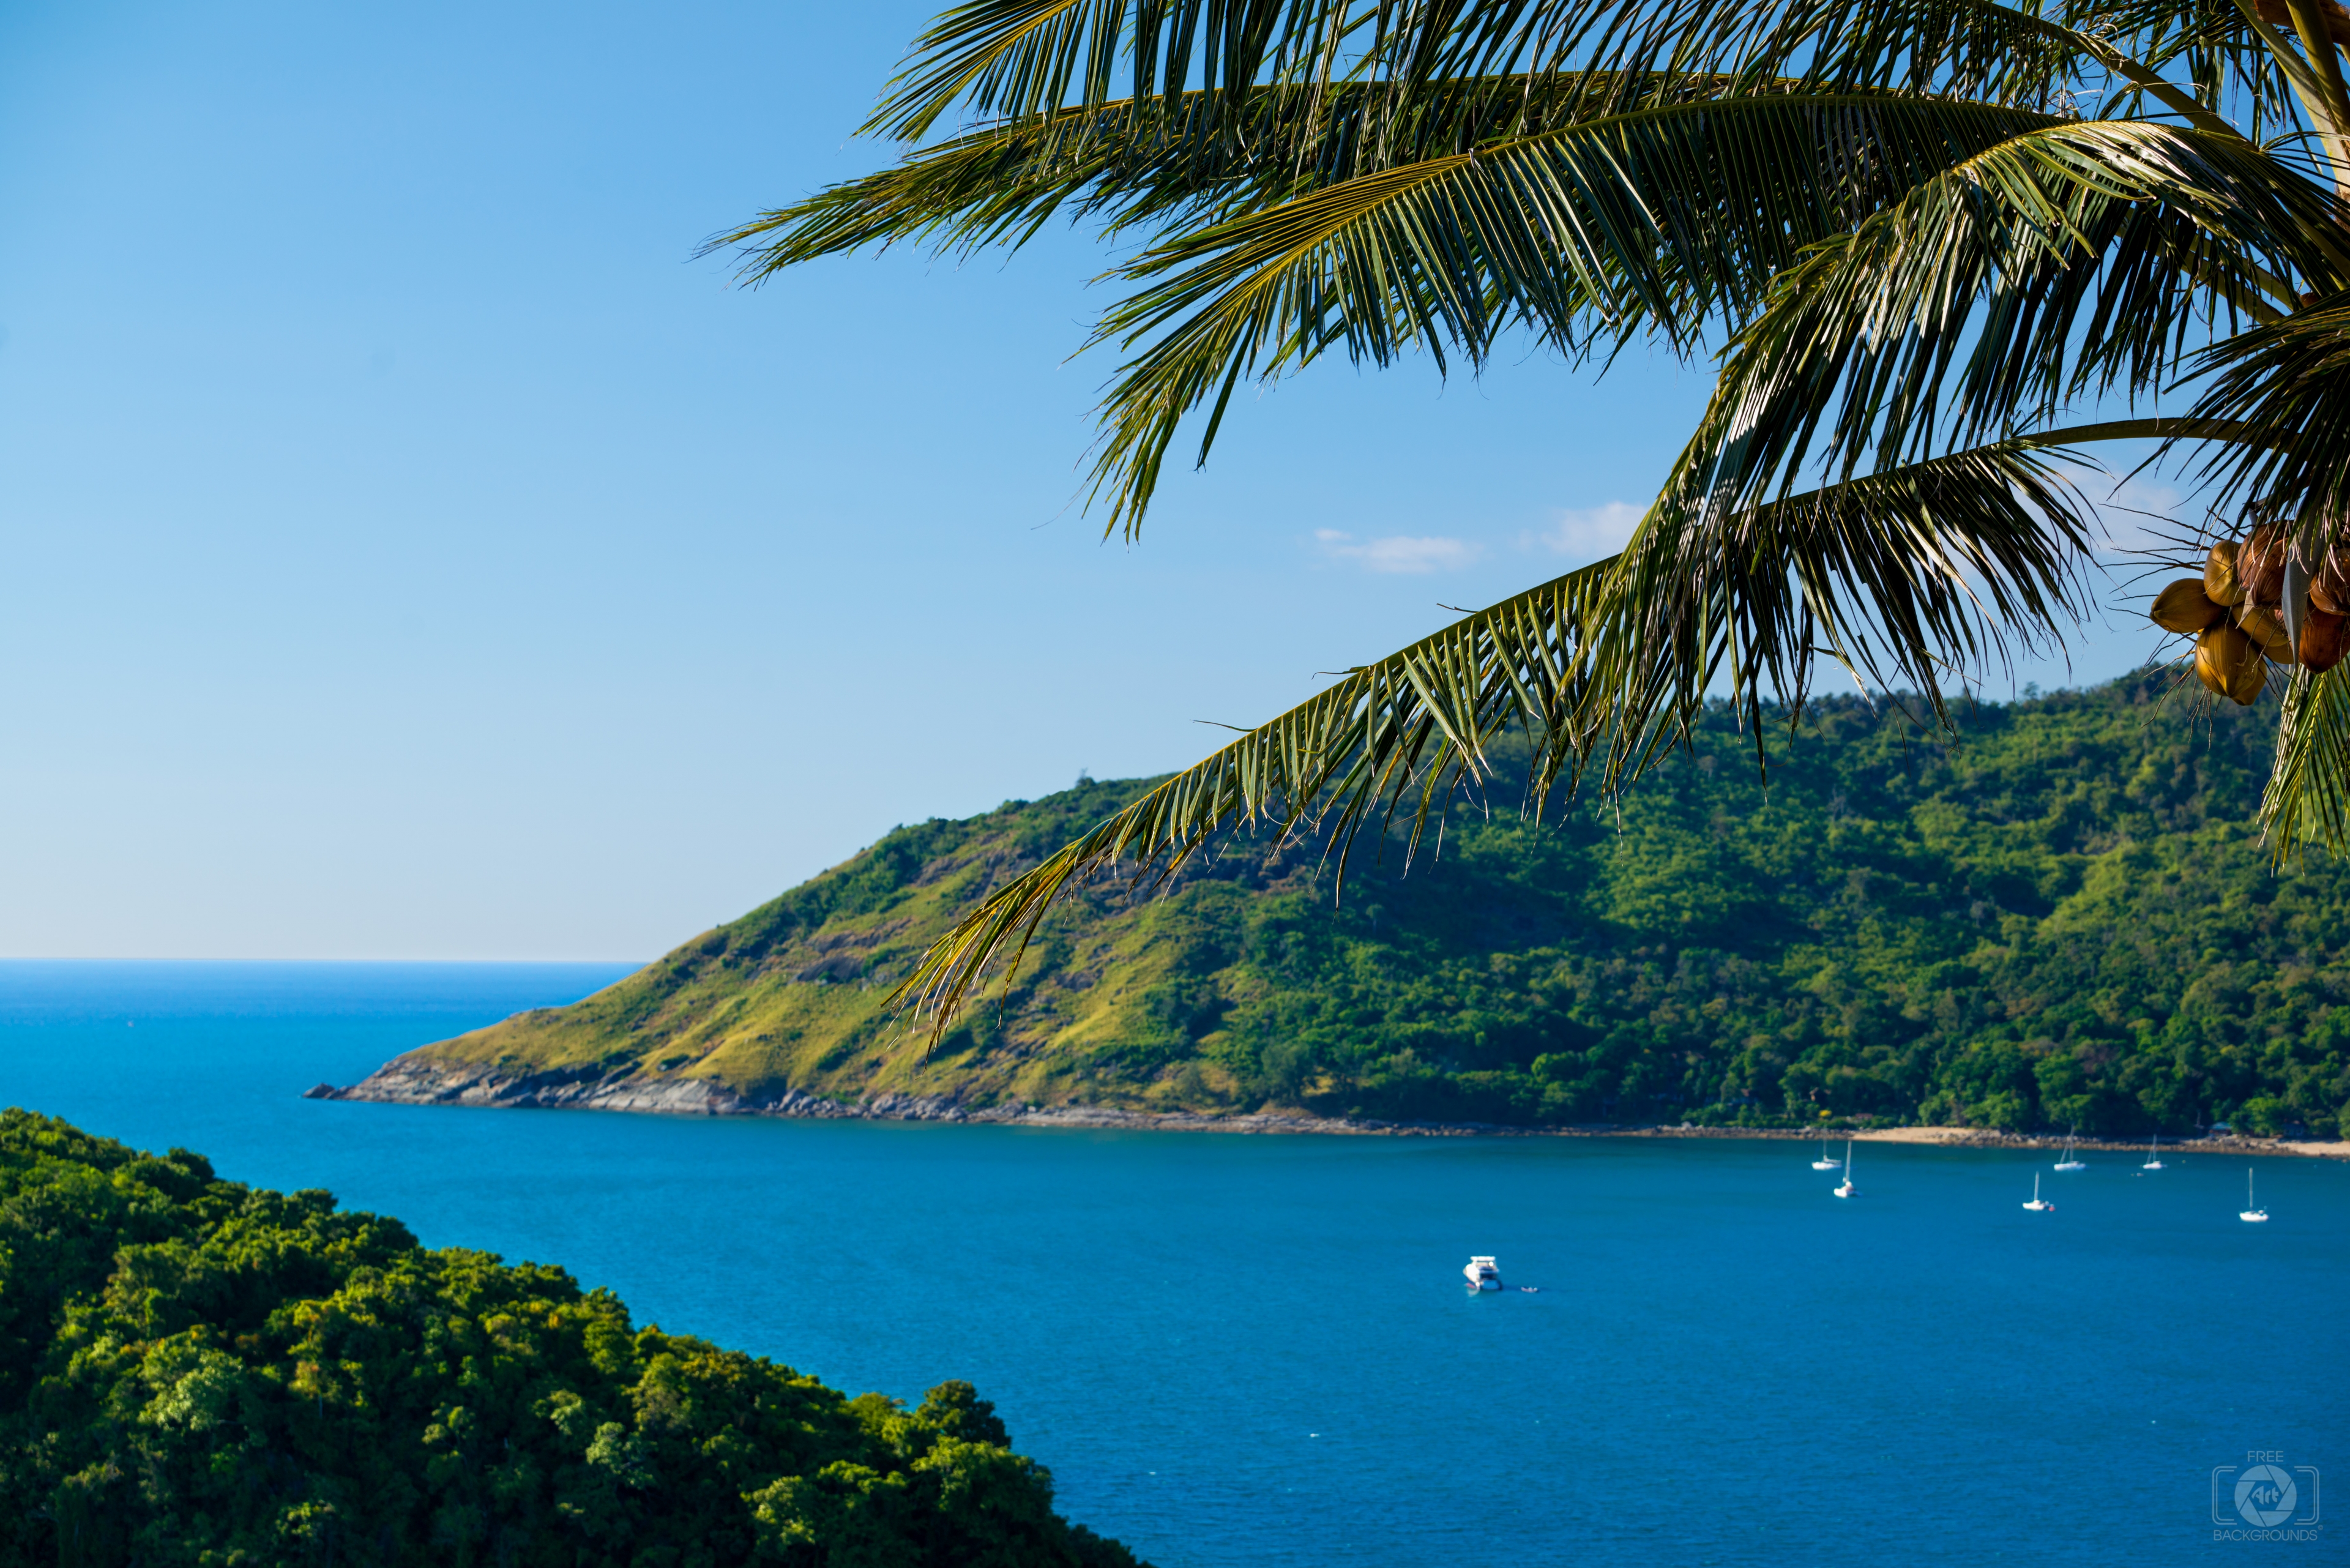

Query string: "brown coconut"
[2199, 622, 2267, 704]
[2205, 539, 2247, 607]
[2302, 607, 2350, 673]
[2313, 550, 2350, 615]
[2237, 602, 2297, 663]
[2150, 579, 2228, 633]
[2237, 524, 2288, 605]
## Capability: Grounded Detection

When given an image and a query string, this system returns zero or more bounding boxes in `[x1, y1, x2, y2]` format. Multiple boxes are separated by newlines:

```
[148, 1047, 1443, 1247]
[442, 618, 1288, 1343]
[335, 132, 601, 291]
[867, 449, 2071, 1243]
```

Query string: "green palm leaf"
[2266, 663, 2350, 859]
[892, 431, 2122, 1032]
[1084, 92, 2062, 529]
[865, 0, 2108, 143]
[1685, 119, 2343, 522]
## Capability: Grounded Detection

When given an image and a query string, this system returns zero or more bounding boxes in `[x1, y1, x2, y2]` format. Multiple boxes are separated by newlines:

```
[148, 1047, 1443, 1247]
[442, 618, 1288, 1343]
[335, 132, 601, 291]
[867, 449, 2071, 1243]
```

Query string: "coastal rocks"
[308, 1060, 758, 1116]
[309, 1057, 1482, 1136]
[307, 1064, 2347, 1155]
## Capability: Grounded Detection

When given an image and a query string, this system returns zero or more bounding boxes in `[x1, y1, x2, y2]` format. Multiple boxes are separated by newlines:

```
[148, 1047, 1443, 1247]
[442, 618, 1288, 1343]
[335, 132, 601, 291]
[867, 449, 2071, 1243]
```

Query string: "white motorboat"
[1464, 1255, 1503, 1290]
[1833, 1140, 1858, 1198]
[2240, 1170, 2269, 1224]
[2141, 1137, 2163, 1172]
[1810, 1139, 1842, 1171]
[2053, 1129, 2086, 1172]
[2023, 1172, 2055, 1212]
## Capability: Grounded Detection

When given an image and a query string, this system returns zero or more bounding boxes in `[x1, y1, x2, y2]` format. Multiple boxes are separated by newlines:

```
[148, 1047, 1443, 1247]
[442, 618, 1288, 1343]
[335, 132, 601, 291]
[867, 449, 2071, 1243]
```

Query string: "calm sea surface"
[0, 960, 2340, 1565]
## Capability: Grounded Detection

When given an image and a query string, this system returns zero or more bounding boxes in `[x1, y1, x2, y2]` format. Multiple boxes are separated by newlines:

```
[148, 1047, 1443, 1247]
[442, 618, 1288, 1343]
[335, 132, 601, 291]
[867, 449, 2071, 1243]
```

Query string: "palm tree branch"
[890, 419, 2228, 1038]
[709, 73, 1859, 280]
[862, 0, 2166, 144]
[1078, 93, 2064, 530]
[1679, 120, 2345, 521]
[2265, 663, 2350, 861]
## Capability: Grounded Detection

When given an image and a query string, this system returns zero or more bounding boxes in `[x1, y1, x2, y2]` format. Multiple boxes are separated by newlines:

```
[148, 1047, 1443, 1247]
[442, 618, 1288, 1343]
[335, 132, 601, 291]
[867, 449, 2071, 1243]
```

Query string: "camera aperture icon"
[2236, 1465, 2298, 1528]
[2212, 1456, 2320, 1529]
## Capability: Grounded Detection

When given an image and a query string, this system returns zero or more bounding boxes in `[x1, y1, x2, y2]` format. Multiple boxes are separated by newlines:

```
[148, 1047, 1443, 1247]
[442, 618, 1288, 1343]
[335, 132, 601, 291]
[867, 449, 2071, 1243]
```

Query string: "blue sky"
[0, 1, 2179, 959]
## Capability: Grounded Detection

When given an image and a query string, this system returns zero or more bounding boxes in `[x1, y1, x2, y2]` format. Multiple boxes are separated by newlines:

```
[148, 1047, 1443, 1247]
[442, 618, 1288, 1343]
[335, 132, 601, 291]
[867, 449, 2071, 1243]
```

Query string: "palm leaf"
[889, 554, 1617, 1037]
[2178, 292, 2350, 544]
[1682, 120, 2343, 521]
[1081, 92, 2062, 529]
[714, 73, 1878, 277]
[2264, 663, 2350, 859]
[891, 428, 2132, 1034]
[864, 0, 2114, 143]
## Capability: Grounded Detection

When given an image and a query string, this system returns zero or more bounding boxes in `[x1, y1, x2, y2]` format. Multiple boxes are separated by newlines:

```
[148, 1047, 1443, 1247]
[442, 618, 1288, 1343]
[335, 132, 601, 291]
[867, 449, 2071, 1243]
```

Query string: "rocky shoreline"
[305, 1058, 2350, 1158]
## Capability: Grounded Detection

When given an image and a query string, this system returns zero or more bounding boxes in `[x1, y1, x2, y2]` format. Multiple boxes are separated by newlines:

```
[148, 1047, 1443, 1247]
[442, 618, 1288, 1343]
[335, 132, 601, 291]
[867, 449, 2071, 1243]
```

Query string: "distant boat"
[2053, 1129, 2086, 1172]
[2023, 1172, 2055, 1212]
[1464, 1255, 1503, 1290]
[2141, 1137, 2163, 1172]
[2240, 1170, 2269, 1224]
[1811, 1140, 1842, 1171]
[1833, 1140, 1859, 1198]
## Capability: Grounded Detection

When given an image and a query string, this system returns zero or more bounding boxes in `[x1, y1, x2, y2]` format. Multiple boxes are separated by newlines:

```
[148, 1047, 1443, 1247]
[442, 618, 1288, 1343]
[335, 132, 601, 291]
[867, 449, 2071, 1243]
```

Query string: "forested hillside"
[381, 672, 2350, 1138]
[0, 1112, 1140, 1566]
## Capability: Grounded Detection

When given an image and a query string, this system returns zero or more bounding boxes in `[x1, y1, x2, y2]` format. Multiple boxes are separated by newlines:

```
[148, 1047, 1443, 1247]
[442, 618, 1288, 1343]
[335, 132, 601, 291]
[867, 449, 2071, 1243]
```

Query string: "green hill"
[337, 672, 2350, 1138]
[0, 1111, 1141, 1567]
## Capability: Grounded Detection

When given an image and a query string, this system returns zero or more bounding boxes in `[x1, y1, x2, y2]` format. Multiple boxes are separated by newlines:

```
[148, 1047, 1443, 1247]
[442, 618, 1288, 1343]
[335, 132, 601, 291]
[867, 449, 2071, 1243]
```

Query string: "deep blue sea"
[0, 961, 2340, 1565]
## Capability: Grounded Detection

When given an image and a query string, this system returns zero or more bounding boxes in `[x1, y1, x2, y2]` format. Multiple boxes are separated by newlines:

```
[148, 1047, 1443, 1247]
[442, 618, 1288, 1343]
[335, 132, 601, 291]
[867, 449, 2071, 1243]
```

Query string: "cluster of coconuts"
[2149, 525, 2350, 703]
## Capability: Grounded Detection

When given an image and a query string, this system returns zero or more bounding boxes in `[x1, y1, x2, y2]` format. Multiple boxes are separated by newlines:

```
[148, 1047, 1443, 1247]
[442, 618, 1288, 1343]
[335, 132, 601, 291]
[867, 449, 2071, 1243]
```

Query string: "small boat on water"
[1833, 1140, 1859, 1199]
[2240, 1170, 2269, 1224]
[2023, 1173, 2055, 1212]
[2141, 1137, 2163, 1172]
[1464, 1255, 1503, 1290]
[2053, 1130, 2086, 1172]
[1810, 1140, 1842, 1171]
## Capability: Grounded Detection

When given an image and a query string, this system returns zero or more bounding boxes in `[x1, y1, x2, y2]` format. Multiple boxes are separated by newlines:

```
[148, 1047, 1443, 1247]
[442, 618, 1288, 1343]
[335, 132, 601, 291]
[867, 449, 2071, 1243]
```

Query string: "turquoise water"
[1, 961, 2341, 1564]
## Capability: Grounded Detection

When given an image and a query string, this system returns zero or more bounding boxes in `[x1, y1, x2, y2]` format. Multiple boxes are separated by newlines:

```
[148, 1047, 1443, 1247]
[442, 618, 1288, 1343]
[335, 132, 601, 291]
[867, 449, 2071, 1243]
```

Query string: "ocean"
[0, 960, 2339, 1564]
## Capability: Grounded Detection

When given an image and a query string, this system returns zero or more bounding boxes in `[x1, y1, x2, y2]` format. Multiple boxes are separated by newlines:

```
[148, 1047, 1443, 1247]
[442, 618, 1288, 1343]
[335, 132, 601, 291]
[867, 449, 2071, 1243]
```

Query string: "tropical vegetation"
[716, 0, 2350, 1037]
[0, 1110, 1142, 1567]
[397, 676, 2349, 1138]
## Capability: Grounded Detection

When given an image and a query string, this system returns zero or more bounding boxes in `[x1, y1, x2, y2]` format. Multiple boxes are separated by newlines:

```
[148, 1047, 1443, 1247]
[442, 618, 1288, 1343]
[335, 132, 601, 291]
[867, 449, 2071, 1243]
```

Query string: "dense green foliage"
[416, 673, 2350, 1140]
[0, 1111, 1141, 1567]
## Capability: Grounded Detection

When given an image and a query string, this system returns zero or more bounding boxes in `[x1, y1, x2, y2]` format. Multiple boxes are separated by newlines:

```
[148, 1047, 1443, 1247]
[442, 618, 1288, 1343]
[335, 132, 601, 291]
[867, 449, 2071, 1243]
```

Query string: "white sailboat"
[2141, 1137, 2163, 1172]
[1833, 1140, 1859, 1198]
[1811, 1139, 1842, 1171]
[2023, 1172, 2055, 1212]
[2240, 1170, 2269, 1223]
[2053, 1129, 2086, 1172]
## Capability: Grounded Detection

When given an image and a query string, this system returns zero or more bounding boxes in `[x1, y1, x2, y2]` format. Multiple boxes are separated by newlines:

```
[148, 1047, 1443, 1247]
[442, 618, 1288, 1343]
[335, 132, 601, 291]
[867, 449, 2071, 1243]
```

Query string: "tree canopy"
[0, 1110, 1141, 1567]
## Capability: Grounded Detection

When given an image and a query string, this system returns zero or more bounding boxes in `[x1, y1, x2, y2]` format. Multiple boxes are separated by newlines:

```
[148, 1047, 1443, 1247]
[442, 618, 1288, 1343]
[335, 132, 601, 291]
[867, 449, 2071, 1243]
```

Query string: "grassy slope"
[408, 673, 2350, 1136]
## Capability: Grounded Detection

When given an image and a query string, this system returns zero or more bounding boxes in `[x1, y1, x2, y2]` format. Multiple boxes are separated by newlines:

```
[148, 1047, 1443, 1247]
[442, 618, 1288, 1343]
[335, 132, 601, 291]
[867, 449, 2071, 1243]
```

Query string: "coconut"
[2238, 524, 2288, 605]
[2205, 539, 2247, 607]
[2199, 622, 2267, 704]
[2313, 551, 2350, 616]
[2302, 607, 2350, 673]
[2149, 579, 2228, 633]
[2236, 602, 2297, 662]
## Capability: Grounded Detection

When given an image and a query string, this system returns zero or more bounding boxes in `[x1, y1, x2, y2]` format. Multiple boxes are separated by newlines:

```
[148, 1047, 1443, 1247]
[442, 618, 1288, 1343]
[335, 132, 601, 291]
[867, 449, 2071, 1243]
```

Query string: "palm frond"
[889, 555, 1619, 1035]
[713, 73, 1869, 278]
[893, 429, 2118, 1034]
[865, 0, 2109, 144]
[1586, 435, 2109, 788]
[1081, 92, 2059, 529]
[2264, 663, 2350, 858]
[1684, 120, 2343, 520]
[2179, 291, 2350, 540]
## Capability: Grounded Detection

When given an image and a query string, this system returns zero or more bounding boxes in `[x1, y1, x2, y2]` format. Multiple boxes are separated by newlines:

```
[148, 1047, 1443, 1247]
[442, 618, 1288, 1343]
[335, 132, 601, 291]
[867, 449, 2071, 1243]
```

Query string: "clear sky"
[0, 1, 2179, 960]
